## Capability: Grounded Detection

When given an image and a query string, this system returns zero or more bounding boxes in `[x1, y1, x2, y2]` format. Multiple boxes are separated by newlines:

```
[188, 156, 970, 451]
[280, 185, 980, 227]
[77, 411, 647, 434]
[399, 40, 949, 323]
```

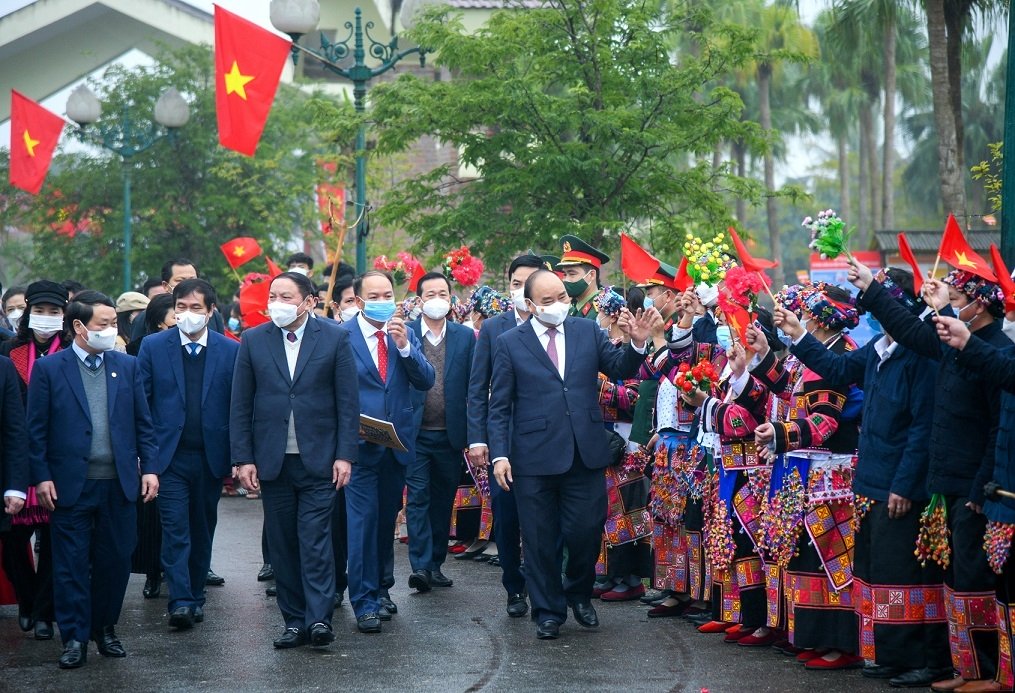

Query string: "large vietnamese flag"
[938, 214, 996, 282]
[9, 91, 65, 194]
[214, 5, 291, 156]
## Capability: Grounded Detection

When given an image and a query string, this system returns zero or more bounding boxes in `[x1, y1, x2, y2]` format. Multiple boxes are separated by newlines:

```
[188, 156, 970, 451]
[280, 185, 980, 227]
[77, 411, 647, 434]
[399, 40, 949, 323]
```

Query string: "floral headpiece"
[442, 246, 485, 287]
[801, 282, 859, 332]
[594, 286, 626, 317]
[774, 283, 815, 317]
[873, 268, 922, 314]
[467, 285, 510, 319]
[942, 270, 1005, 315]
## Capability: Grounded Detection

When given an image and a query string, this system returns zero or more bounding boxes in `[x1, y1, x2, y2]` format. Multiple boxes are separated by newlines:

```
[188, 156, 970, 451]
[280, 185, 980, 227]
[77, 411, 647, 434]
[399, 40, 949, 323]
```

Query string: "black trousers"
[514, 458, 607, 625]
[1, 524, 54, 622]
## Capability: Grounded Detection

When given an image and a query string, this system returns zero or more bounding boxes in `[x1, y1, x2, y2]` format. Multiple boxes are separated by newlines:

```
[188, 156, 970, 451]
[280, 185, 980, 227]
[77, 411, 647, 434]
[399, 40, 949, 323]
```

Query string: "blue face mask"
[642, 295, 654, 310]
[776, 327, 792, 347]
[865, 314, 882, 334]
[715, 325, 732, 350]
[362, 300, 396, 323]
[228, 317, 240, 332]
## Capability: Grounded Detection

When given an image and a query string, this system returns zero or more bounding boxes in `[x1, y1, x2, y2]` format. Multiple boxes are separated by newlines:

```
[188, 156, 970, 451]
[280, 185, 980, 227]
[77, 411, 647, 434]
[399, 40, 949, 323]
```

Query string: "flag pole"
[323, 197, 350, 313]
[758, 271, 778, 305]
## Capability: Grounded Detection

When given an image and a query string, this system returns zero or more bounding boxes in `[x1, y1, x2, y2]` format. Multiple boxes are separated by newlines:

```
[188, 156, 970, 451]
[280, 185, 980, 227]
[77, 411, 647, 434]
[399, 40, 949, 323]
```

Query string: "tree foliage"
[311, 0, 772, 269]
[1, 45, 334, 296]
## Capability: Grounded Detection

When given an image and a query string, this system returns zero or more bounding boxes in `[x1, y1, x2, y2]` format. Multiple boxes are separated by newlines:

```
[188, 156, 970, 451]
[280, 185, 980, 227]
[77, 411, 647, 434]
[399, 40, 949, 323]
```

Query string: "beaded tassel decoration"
[984, 521, 1015, 575]
[915, 494, 951, 569]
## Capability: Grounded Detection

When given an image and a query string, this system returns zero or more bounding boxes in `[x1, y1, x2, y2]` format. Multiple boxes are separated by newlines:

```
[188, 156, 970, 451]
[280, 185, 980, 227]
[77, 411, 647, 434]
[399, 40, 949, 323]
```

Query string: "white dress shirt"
[423, 319, 447, 346]
[530, 319, 566, 378]
[179, 325, 210, 354]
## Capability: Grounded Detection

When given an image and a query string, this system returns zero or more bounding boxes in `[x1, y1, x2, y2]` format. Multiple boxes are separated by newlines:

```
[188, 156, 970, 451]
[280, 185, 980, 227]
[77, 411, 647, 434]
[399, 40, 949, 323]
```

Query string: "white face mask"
[422, 298, 450, 320]
[339, 307, 359, 323]
[6, 308, 24, 330]
[531, 301, 569, 327]
[175, 311, 208, 336]
[84, 326, 117, 352]
[510, 287, 527, 313]
[288, 267, 310, 277]
[28, 313, 64, 338]
[267, 301, 303, 329]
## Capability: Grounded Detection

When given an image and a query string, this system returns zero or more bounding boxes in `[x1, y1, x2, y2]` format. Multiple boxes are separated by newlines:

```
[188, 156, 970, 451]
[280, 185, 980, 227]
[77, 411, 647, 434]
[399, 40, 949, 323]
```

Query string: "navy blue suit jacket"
[467, 310, 522, 447]
[488, 317, 646, 475]
[230, 317, 360, 480]
[409, 319, 475, 451]
[339, 316, 435, 466]
[27, 349, 158, 506]
[137, 328, 240, 477]
[1, 356, 28, 499]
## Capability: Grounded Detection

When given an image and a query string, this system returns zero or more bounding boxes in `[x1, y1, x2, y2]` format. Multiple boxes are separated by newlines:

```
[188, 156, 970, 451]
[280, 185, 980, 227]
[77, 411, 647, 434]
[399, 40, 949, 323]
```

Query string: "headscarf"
[942, 269, 1005, 318]
[594, 286, 626, 317]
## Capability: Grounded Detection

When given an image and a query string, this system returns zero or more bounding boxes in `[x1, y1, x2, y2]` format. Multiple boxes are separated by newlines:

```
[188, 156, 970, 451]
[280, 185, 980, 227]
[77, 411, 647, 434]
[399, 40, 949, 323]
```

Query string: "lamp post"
[1001, 7, 1015, 261]
[66, 85, 190, 293]
[270, 0, 432, 273]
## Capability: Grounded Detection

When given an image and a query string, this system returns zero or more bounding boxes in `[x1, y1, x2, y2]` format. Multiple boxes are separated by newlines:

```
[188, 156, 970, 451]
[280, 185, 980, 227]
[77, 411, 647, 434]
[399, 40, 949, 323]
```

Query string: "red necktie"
[375, 330, 388, 381]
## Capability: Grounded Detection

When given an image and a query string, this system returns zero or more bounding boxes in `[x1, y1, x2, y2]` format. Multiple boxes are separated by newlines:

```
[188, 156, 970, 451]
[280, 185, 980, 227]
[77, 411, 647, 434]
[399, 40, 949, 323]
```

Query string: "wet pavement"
[2, 497, 898, 692]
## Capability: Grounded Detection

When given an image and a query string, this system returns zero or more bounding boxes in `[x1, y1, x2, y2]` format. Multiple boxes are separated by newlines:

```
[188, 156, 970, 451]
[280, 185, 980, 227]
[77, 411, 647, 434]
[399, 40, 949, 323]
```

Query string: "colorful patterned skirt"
[597, 449, 652, 578]
[650, 430, 706, 596]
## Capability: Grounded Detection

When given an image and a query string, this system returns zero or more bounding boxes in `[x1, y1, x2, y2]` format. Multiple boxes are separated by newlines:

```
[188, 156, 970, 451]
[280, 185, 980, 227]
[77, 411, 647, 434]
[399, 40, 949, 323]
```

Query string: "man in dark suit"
[28, 291, 159, 668]
[467, 253, 544, 616]
[339, 270, 434, 633]
[232, 272, 359, 650]
[1, 355, 28, 524]
[137, 279, 239, 630]
[488, 270, 653, 640]
[406, 271, 475, 592]
[131, 258, 225, 342]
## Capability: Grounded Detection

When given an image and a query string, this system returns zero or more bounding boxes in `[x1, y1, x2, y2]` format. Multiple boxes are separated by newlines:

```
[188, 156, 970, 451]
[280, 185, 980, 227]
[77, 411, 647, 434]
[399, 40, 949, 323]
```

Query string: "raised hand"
[387, 316, 409, 350]
[774, 306, 804, 341]
[728, 341, 748, 378]
[745, 324, 769, 359]
[933, 314, 972, 350]
[846, 256, 874, 291]
[921, 279, 950, 312]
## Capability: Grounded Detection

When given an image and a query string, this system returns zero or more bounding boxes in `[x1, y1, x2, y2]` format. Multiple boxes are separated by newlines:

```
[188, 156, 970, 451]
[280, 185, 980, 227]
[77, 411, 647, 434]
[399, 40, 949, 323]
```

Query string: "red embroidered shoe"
[449, 542, 468, 555]
[601, 584, 647, 602]
[795, 649, 828, 663]
[738, 629, 781, 647]
[697, 621, 733, 634]
[723, 625, 752, 643]
[804, 652, 864, 670]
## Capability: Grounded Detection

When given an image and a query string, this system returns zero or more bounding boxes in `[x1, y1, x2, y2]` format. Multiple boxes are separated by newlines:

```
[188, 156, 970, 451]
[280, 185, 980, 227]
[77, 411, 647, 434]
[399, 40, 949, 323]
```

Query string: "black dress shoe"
[536, 620, 560, 640]
[378, 605, 392, 621]
[309, 622, 335, 647]
[488, 556, 501, 567]
[257, 563, 274, 581]
[431, 570, 454, 587]
[472, 552, 491, 562]
[34, 621, 54, 640]
[333, 592, 344, 609]
[454, 545, 488, 560]
[58, 640, 87, 669]
[889, 667, 953, 688]
[408, 569, 432, 592]
[862, 664, 905, 679]
[18, 612, 35, 632]
[168, 606, 195, 630]
[265, 585, 277, 597]
[272, 627, 306, 649]
[507, 593, 529, 617]
[571, 601, 599, 628]
[356, 614, 382, 634]
[143, 574, 162, 599]
[193, 607, 204, 624]
[205, 570, 225, 586]
[93, 626, 126, 657]
[379, 594, 397, 614]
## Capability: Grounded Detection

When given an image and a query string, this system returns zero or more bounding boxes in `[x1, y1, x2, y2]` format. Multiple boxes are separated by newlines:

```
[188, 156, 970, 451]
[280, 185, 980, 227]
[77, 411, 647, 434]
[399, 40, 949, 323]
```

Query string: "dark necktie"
[187, 343, 200, 357]
[85, 354, 100, 371]
[286, 332, 297, 343]
[545, 327, 559, 370]
[375, 330, 388, 381]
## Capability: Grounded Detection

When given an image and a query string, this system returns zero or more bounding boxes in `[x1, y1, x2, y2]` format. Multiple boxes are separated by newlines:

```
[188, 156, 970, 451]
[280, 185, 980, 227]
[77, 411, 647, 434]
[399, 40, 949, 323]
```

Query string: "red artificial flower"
[451, 255, 484, 286]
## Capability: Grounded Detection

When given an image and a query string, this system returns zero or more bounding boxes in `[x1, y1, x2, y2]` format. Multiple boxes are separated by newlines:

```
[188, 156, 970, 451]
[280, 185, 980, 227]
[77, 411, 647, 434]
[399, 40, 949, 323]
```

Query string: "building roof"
[875, 229, 998, 253]
[446, 0, 545, 7]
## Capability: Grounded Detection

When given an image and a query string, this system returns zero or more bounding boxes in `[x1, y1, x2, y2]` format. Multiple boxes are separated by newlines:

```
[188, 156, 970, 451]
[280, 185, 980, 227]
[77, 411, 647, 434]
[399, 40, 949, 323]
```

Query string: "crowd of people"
[4, 234, 1015, 692]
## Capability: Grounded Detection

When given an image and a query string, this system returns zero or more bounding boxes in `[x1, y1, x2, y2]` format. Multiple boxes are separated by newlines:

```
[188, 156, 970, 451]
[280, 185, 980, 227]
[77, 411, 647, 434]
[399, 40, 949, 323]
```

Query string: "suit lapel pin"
[111, 372, 118, 378]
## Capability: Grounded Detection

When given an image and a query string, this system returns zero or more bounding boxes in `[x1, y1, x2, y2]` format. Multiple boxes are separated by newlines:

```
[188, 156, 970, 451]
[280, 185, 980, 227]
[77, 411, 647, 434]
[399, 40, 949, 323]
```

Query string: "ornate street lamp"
[270, 0, 434, 273]
[66, 84, 190, 292]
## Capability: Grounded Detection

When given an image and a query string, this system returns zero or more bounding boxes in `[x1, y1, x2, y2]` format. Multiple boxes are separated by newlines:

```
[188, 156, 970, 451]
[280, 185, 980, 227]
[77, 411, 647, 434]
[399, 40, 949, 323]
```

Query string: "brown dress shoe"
[931, 678, 967, 692]
[955, 681, 1005, 692]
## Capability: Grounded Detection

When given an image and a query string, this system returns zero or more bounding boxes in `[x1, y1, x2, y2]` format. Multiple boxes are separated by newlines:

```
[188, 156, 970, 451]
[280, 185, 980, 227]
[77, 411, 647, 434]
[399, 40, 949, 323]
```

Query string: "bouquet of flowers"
[803, 209, 853, 261]
[373, 251, 422, 285]
[442, 245, 485, 286]
[682, 231, 733, 286]
[721, 265, 768, 312]
[675, 358, 719, 394]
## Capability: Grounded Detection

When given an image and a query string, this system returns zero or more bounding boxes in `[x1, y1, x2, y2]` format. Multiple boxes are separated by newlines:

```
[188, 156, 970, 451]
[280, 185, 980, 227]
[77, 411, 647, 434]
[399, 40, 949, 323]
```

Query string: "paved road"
[1, 497, 894, 693]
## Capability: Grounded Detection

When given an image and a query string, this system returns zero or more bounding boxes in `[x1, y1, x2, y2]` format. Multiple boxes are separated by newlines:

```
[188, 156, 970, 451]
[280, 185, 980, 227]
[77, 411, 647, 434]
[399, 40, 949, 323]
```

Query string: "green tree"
[2, 45, 333, 296]
[310, 0, 771, 272]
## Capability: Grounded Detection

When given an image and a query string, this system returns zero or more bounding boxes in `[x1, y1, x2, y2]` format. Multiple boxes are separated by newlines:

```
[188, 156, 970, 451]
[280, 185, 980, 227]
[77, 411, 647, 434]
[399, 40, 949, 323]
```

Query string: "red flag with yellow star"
[214, 5, 291, 156]
[220, 237, 262, 269]
[9, 91, 65, 195]
[938, 214, 996, 282]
